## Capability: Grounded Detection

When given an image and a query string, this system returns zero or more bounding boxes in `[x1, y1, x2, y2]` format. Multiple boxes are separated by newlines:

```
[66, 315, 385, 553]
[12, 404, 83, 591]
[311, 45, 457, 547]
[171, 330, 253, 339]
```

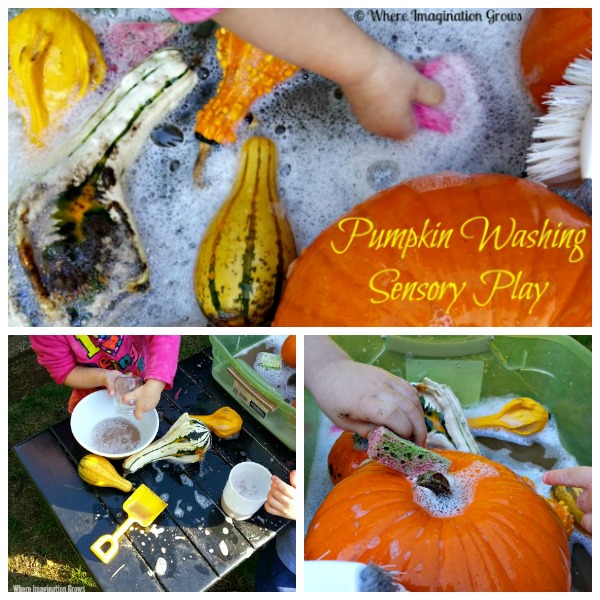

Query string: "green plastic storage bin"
[306, 335, 591, 479]
[210, 336, 296, 451]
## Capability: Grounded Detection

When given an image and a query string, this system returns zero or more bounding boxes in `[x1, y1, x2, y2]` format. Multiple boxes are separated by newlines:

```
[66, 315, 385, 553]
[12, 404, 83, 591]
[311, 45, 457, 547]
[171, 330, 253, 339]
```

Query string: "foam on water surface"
[9, 7, 553, 326]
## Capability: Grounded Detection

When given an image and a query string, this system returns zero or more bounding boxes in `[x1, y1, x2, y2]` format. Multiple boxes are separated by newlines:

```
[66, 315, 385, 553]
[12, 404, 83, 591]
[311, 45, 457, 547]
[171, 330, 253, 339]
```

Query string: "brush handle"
[580, 103, 592, 180]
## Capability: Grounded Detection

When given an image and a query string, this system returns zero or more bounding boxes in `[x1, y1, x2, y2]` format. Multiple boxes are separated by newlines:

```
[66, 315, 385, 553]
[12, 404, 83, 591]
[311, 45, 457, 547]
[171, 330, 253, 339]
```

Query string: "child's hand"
[311, 359, 426, 446]
[265, 470, 296, 521]
[102, 370, 125, 397]
[342, 46, 444, 140]
[121, 378, 166, 421]
[543, 466, 592, 533]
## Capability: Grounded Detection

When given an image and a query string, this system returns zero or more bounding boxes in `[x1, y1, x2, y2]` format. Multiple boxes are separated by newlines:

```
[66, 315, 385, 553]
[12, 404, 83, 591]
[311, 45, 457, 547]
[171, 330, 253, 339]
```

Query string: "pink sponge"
[367, 426, 451, 477]
[414, 54, 475, 134]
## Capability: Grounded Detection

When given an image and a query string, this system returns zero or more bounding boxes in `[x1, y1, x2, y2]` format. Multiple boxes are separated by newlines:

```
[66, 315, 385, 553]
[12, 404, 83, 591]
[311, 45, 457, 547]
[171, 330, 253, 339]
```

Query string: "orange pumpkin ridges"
[305, 451, 571, 592]
[521, 8, 592, 110]
[327, 431, 369, 485]
[273, 173, 592, 327]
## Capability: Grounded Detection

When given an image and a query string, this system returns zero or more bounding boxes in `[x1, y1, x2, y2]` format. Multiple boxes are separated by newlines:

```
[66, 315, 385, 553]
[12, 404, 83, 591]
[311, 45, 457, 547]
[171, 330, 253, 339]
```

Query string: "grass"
[8, 335, 258, 592]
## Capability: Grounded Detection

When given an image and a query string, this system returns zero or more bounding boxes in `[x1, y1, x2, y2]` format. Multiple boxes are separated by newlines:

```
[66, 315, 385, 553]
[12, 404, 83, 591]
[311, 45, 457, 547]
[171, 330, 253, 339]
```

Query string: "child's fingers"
[542, 466, 591, 489]
[415, 75, 445, 107]
[265, 494, 288, 517]
[577, 488, 592, 514]
[270, 478, 295, 503]
[580, 512, 592, 533]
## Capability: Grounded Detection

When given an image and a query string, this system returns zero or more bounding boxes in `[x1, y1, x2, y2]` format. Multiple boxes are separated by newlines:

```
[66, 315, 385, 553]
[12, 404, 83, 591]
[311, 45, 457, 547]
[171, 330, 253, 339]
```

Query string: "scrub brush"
[526, 56, 592, 208]
[304, 561, 407, 592]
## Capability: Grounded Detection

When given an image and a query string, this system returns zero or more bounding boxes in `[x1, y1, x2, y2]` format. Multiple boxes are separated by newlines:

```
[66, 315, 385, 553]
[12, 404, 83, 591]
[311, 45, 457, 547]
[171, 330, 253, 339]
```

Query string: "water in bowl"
[91, 417, 141, 454]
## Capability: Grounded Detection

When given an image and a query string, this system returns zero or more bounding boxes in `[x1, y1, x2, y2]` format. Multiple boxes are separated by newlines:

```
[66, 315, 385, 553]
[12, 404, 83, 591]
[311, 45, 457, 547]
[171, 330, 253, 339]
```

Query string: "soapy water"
[91, 417, 141, 454]
[234, 336, 296, 403]
[233, 477, 264, 501]
[8, 7, 573, 327]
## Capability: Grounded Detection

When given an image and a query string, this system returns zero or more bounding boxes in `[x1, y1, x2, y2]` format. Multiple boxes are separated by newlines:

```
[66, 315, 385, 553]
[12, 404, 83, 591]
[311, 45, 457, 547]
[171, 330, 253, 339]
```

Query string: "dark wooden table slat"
[14, 430, 163, 592]
[14, 351, 296, 592]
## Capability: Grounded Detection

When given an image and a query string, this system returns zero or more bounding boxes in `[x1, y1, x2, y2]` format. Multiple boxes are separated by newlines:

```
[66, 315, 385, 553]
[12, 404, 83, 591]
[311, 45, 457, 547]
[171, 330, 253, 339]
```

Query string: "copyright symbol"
[354, 10, 364, 21]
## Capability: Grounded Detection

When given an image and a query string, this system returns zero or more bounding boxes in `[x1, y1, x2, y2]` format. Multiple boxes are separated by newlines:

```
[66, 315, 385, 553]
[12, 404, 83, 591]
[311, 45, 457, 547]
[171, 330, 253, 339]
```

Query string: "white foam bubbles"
[9, 8, 547, 326]
[412, 460, 498, 517]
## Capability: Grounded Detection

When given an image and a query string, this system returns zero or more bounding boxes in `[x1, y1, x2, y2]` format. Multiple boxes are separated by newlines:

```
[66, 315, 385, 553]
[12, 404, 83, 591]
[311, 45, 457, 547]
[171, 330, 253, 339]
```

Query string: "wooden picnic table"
[13, 348, 296, 592]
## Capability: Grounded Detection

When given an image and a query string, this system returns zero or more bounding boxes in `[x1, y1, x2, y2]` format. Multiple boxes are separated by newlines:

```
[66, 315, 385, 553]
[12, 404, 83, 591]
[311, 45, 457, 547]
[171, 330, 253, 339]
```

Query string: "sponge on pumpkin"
[367, 425, 451, 477]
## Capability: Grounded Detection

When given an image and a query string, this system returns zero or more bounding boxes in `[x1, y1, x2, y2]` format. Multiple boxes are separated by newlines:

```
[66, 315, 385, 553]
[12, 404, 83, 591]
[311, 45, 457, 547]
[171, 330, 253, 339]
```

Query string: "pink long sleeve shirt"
[166, 8, 223, 23]
[30, 335, 181, 412]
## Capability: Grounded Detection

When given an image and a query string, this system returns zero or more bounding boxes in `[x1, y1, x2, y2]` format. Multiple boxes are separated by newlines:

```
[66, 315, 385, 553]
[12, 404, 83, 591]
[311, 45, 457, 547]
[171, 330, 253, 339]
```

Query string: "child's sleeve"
[29, 336, 78, 385]
[143, 336, 181, 390]
[166, 9, 223, 24]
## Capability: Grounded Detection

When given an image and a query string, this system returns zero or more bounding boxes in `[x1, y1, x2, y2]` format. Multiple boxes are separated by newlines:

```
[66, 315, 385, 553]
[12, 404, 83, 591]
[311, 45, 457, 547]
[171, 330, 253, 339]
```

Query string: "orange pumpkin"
[327, 432, 369, 484]
[305, 451, 571, 591]
[273, 173, 591, 327]
[521, 8, 592, 110]
[281, 335, 296, 368]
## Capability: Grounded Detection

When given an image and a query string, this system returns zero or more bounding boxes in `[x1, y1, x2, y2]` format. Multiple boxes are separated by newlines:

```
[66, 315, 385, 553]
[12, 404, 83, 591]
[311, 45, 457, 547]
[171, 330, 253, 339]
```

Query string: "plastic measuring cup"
[113, 375, 143, 415]
[221, 462, 272, 520]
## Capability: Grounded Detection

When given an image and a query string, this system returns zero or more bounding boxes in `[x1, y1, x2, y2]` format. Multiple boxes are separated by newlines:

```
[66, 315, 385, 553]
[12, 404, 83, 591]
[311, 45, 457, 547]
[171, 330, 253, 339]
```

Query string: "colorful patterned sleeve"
[166, 8, 223, 24]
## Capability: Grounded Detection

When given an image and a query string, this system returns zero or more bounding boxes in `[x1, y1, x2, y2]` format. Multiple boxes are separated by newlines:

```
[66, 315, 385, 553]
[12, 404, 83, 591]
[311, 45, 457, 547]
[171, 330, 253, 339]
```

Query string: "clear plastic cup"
[221, 462, 272, 520]
[113, 375, 143, 415]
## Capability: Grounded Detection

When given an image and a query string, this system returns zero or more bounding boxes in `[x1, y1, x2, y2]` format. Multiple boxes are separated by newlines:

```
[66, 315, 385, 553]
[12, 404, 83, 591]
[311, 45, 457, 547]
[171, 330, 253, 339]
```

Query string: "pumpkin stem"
[353, 433, 369, 451]
[414, 471, 452, 497]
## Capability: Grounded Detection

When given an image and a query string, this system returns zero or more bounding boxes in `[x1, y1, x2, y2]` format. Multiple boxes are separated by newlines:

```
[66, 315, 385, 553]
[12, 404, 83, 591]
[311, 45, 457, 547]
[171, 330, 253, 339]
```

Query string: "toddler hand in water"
[305, 337, 427, 445]
[211, 8, 444, 140]
[342, 45, 444, 139]
[265, 470, 297, 521]
[543, 466, 592, 533]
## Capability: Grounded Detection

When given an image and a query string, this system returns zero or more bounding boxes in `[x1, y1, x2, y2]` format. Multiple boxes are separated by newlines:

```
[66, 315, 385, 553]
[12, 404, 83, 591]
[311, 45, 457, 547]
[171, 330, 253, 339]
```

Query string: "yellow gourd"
[551, 485, 586, 531]
[78, 454, 132, 492]
[190, 407, 243, 440]
[194, 137, 297, 326]
[467, 397, 549, 435]
[8, 8, 106, 144]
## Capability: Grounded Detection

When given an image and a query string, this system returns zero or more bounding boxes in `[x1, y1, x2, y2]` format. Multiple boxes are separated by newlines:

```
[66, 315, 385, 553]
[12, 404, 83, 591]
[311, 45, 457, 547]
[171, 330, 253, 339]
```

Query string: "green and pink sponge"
[367, 425, 451, 477]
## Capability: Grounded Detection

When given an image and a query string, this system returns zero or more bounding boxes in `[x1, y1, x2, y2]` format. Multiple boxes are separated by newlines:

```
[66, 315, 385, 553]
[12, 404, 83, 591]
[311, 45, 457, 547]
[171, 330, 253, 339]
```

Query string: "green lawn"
[8, 335, 258, 592]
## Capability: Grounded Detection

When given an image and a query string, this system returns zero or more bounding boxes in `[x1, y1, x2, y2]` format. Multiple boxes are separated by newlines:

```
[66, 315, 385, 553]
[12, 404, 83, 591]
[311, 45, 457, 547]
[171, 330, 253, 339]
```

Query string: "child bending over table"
[29, 335, 180, 420]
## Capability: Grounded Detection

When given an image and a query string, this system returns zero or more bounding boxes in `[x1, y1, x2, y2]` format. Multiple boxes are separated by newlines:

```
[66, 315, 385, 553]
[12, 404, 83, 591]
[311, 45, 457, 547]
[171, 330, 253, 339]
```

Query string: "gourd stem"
[414, 471, 452, 497]
[193, 141, 213, 187]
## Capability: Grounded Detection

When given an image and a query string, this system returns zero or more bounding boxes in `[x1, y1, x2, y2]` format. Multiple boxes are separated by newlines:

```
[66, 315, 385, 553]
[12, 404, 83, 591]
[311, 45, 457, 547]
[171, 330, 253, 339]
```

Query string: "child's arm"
[305, 336, 427, 446]
[172, 8, 443, 139]
[265, 470, 296, 521]
[543, 466, 592, 533]
[125, 336, 181, 420]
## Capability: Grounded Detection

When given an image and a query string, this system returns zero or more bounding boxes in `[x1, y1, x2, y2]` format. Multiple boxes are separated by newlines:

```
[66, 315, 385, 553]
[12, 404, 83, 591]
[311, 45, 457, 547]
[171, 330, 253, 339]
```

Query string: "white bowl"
[70, 389, 159, 459]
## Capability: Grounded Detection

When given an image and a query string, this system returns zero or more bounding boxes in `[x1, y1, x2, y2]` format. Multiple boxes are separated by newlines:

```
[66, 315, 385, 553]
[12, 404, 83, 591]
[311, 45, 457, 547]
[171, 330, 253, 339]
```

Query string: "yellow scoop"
[468, 397, 549, 436]
[91, 484, 167, 564]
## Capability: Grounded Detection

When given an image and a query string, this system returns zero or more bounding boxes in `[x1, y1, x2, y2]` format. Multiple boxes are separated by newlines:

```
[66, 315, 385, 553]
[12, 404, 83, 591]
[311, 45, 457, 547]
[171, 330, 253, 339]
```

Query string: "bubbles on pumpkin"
[412, 460, 498, 518]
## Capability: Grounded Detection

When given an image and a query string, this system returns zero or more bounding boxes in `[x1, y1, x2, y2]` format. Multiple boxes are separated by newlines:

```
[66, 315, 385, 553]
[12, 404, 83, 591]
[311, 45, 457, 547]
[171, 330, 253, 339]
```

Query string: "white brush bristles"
[526, 56, 592, 186]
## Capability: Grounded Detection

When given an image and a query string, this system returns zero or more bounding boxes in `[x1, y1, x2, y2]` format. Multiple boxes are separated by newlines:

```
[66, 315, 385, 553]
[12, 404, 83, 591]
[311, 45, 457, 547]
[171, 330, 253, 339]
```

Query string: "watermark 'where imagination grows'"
[353, 9, 523, 25]
[13, 585, 86, 593]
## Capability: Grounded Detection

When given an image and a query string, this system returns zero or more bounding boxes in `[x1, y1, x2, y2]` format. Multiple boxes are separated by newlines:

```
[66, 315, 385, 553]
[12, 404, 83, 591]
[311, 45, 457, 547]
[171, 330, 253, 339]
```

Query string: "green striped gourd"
[123, 413, 211, 475]
[9, 48, 197, 325]
[194, 137, 297, 326]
